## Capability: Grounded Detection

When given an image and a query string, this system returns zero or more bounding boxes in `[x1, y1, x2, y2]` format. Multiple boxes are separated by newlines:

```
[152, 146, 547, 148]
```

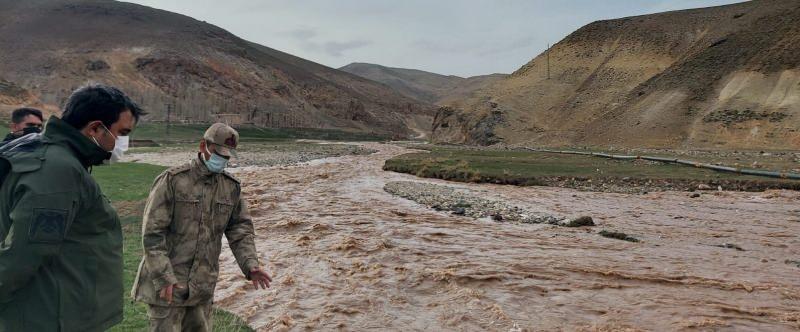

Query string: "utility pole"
[166, 103, 172, 138]
[547, 43, 551, 80]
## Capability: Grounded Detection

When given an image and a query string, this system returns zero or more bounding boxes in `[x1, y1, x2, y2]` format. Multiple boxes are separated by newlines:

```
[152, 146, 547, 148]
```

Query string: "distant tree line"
[37, 81, 327, 129]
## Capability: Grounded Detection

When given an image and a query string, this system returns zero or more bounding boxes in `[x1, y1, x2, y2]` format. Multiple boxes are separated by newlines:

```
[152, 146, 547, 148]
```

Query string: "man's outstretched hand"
[250, 267, 272, 289]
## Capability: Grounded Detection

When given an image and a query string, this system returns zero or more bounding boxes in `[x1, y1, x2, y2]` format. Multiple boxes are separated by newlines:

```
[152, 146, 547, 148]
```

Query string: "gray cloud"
[285, 28, 317, 41]
[411, 39, 474, 54]
[284, 27, 372, 58]
[126, 0, 746, 77]
[322, 40, 373, 57]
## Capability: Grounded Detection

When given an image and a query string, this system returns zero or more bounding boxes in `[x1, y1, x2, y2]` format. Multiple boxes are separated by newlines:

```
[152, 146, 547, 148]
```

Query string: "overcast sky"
[125, 0, 744, 77]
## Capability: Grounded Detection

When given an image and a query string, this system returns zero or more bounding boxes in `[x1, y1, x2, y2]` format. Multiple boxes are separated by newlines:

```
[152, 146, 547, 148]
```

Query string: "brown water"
[213, 143, 800, 331]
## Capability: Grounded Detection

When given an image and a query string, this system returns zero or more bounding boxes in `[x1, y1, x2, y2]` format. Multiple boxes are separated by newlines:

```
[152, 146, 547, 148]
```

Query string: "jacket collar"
[42, 116, 111, 168]
[192, 153, 214, 178]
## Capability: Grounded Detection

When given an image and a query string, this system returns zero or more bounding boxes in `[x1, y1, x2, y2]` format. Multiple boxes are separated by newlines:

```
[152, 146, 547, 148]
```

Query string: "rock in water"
[599, 230, 640, 242]
[716, 243, 744, 251]
[563, 216, 595, 227]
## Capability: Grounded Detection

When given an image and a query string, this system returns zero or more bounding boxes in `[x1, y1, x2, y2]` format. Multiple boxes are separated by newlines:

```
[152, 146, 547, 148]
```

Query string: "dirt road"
[212, 143, 800, 331]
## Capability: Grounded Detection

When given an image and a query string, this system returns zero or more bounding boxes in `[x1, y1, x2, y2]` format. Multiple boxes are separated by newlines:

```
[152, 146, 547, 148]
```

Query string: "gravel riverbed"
[384, 181, 594, 226]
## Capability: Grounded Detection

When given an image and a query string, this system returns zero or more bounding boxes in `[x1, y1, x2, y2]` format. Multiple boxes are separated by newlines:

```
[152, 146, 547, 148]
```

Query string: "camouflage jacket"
[132, 156, 260, 306]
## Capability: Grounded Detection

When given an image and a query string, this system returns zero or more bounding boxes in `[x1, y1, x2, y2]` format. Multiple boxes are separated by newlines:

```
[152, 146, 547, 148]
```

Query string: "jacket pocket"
[147, 305, 172, 319]
[173, 198, 200, 235]
[212, 200, 234, 235]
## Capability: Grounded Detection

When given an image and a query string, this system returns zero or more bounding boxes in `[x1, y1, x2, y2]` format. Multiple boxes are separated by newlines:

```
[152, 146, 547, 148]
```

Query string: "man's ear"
[199, 140, 210, 159]
[86, 120, 102, 132]
[81, 120, 105, 139]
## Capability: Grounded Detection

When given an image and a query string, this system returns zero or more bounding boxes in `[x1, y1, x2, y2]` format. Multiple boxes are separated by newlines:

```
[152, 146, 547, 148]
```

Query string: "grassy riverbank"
[384, 146, 800, 193]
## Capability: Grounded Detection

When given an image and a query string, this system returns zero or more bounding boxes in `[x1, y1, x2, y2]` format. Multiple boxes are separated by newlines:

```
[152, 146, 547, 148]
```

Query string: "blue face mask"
[203, 146, 229, 173]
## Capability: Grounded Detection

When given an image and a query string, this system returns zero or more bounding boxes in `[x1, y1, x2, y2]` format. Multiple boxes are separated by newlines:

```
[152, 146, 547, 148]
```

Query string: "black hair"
[61, 83, 146, 129]
[11, 107, 44, 124]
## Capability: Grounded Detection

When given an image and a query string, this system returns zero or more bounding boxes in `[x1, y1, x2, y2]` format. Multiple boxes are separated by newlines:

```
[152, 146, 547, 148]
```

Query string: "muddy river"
[202, 143, 799, 331]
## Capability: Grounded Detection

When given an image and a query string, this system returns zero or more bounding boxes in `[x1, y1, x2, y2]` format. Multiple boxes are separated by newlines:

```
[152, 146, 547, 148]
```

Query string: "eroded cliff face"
[0, 0, 434, 137]
[433, 0, 800, 150]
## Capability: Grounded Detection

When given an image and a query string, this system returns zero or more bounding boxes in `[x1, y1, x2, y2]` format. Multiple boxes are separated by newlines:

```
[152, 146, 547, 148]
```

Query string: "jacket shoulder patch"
[28, 208, 68, 243]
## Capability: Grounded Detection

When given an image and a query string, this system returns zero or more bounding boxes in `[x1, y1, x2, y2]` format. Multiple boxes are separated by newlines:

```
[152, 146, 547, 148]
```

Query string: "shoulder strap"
[166, 163, 192, 176]
[221, 170, 241, 184]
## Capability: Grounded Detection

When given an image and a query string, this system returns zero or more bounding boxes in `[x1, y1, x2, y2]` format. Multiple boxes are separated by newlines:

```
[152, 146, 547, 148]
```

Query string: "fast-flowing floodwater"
[210, 143, 800, 331]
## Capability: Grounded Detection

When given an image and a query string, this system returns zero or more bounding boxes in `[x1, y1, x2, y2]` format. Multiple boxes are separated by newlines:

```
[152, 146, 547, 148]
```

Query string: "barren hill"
[339, 63, 506, 105]
[432, 0, 800, 150]
[0, 80, 48, 115]
[0, 0, 435, 138]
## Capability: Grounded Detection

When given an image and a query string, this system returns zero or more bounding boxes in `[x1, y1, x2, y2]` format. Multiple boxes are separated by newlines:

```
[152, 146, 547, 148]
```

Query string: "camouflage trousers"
[147, 302, 213, 332]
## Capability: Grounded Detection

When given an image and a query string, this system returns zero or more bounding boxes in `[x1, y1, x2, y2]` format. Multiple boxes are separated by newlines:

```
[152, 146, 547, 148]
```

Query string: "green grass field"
[93, 163, 254, 332]
[384, 146, 800, 191]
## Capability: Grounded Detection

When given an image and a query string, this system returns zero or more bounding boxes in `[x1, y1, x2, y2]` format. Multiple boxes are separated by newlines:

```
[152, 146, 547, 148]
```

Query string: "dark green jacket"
[0, 116, 122, 331]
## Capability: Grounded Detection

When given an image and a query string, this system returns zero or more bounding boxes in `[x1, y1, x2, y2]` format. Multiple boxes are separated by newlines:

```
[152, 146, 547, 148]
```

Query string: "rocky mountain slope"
[0, 79, 48, 115]
[339, 63, 506, 105]
[0, 0, 435, 138]
[432, 0, 800, 150]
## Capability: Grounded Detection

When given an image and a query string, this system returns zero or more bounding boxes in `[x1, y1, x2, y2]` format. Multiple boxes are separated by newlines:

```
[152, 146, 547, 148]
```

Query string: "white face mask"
[94, 123, 129, 163]
[110, 135, 129, 163]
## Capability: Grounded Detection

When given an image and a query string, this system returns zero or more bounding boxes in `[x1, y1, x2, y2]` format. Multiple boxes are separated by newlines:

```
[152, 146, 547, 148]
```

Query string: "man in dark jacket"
[1, 107, 44, 145]
[0, 84, 143, 331]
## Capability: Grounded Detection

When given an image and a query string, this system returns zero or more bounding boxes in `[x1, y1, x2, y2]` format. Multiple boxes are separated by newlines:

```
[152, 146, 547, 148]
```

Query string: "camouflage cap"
[203, 123, 239, 158]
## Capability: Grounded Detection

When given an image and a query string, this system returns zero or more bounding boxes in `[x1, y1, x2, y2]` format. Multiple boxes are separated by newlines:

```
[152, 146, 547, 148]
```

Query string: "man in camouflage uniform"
[132, 123, 271, 332]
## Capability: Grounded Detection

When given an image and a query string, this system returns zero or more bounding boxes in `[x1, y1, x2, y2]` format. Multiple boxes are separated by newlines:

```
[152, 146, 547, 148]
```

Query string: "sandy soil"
[206, 143, 799, 331]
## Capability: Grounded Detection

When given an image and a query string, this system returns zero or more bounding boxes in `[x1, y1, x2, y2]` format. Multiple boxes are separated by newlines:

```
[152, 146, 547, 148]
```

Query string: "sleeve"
[140, 172, 178, 290]
[0, 187, 78, 303]
[225, 197, 260, 279]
